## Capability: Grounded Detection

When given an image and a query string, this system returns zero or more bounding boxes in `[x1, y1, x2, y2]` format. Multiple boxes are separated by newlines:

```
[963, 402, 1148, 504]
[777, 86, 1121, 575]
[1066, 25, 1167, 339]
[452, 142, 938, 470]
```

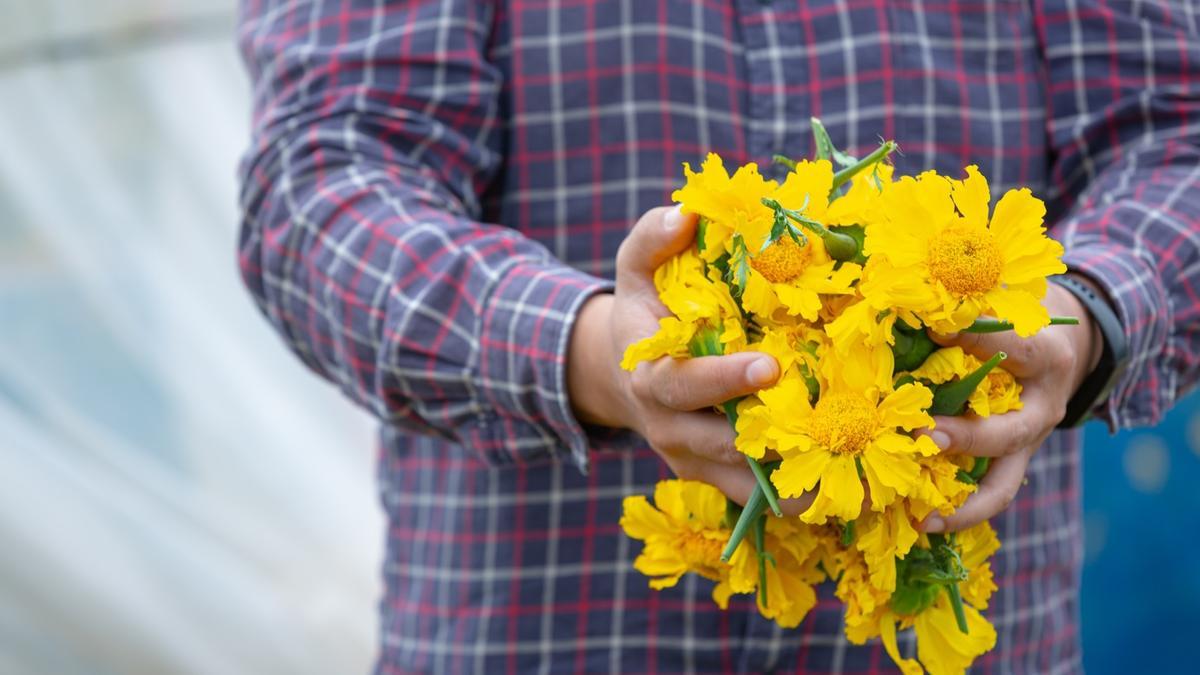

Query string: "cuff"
[1061, 242, 1173, 430]
[475, 258, 613, 472]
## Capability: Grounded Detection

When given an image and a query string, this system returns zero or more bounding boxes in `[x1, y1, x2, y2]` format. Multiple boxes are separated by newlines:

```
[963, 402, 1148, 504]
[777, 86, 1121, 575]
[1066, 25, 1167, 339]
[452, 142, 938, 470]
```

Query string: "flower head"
[671, 153, 777, 262]
[863, 166, 1066, 336]
[760, 363, 940, 524]
[909, 346, 1022, 417]
[620, 247, 745, 370]
[620, 481, 752, 605]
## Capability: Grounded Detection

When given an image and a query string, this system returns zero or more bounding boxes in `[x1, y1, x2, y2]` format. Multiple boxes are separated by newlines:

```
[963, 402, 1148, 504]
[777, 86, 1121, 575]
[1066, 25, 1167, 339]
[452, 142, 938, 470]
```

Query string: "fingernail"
[924, 516, 945, 533]
[663, 205, 684, 234]
[746, 357, 778, 387]
[929, 430, 951, 451]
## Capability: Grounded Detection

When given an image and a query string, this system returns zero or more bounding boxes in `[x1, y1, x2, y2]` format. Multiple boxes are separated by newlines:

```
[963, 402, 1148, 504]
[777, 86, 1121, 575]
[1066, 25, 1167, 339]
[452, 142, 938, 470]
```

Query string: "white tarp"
[0, 3, 382, 673]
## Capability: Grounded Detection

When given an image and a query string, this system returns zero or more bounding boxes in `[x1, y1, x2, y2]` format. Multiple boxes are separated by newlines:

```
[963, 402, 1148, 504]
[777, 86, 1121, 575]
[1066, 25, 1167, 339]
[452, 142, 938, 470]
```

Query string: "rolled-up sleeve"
[236, 0, 607, 469]
[1036, 0, 1200, 429]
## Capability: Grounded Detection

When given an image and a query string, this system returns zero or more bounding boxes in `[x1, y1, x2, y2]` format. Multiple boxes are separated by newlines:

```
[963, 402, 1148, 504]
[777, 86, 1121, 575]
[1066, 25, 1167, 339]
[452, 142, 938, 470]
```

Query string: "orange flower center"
[807, 392, 879, 455]
[926, 224, 1003, 295]
[751, 237, 812, 283]
[987, 368, 1016, 398]
[675, 528, 725, 576]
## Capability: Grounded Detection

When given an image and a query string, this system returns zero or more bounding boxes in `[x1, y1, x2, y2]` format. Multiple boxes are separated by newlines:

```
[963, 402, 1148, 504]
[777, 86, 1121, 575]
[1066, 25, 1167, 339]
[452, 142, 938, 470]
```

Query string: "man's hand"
[568, 206, 795, 508]
[919, 281, 1104, 533]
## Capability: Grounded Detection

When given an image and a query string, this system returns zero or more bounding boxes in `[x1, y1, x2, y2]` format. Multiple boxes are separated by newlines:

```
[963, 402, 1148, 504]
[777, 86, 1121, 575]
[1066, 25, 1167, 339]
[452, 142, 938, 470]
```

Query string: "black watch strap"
[1050, 274, 1129, 428]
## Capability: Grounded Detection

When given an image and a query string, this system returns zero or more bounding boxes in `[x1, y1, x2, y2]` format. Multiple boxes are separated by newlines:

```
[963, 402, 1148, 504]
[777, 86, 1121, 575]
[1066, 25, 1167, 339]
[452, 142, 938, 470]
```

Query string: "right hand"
[569, 206, 804, 510]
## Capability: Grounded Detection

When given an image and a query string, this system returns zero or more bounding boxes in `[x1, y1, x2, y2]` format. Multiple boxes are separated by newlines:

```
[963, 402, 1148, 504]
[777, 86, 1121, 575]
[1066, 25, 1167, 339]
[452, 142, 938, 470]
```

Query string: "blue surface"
[1081, 392, 1200, 673]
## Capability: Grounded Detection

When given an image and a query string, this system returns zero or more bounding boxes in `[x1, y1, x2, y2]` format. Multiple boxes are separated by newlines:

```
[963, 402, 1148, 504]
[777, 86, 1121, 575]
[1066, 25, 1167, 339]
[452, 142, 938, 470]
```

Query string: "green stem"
[747, 457, 783, 517]
[831, 140, 898, 190]
[760, 198, 860, 261]
[963, 316, 1079, 334]
[754, 512, 769, 608]
[722, 482, 766, 561]
[723, 400, 783, 518]
[723, 498, 742, 530]
[945, 582, 970, 634]
[772, 154, 797, 169]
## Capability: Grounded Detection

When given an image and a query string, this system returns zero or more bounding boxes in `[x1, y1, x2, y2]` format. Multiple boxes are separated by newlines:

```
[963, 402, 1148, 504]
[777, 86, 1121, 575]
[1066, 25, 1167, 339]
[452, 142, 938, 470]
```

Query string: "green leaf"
[841, 519, 857, 547]
[928, 352, 1007, 416]
[891, 322, 939, 373]
[812, 118, 835, 161]
[810, 117, 858, 167]
[967, 457, 991, 482]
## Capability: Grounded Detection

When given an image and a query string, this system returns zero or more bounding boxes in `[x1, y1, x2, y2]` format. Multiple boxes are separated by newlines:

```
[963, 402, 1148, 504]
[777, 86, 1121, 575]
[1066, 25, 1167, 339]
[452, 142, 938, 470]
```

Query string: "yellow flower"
[837, 548, 892, 644]
[621, 480, 828, 625]
[764, 366, 940, 524]
[754, 518, 826, 628]
[905, 453, 977, 522]
[909, 346, 1023, 417]
[672, 154, 863, 324]
[880, 597, 997, 675]
[740, 161, 862, 323]
[823, 295, 902, 393]
[863, 166, 1066, 337]
[620, 247, 745, 370]
[856, 506, 920, 594]
[671, 153, 777, 262]
[620, 480, 755, 606]
[734, 326, 825, 460]
[826, 161, 894, 228]
[956, 523, 1001, 610]
[879, 524, 1001, 675]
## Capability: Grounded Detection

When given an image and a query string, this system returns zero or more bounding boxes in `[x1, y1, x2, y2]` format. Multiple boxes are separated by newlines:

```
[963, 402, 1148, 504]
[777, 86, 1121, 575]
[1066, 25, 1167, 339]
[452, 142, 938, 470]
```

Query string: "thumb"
[615, 205, 696, 294]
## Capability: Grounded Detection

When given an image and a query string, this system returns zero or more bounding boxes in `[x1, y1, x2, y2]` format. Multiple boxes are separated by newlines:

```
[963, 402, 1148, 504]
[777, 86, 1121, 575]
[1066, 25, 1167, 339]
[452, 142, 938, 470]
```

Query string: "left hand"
[918, 280, 1104, 533]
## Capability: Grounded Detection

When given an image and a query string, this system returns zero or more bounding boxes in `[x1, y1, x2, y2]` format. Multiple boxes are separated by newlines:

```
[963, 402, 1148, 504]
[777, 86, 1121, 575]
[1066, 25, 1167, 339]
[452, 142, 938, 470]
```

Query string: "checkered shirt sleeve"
[1038, 0, 1200, 429]
[236, 0, 605, 470]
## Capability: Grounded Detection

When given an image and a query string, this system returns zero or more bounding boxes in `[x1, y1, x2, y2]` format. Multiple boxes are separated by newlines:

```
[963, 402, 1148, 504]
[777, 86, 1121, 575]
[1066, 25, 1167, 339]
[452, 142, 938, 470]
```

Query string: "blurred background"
[0, 2, 1195, 674]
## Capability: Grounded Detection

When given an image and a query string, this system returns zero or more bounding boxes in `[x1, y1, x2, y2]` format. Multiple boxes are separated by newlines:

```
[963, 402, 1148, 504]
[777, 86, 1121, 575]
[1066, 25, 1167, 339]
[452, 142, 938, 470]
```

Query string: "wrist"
[1062, 273, 1107, 376]
[1048, 272, 1130, 428]
[567, 293, 631, 429]
[1045, 281, 1102, 392]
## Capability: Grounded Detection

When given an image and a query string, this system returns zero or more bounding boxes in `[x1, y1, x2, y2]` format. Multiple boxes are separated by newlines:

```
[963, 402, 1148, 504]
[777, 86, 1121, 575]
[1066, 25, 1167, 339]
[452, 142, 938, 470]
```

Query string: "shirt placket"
[731, 1, 805, 672]
[736, 0, 805, 182]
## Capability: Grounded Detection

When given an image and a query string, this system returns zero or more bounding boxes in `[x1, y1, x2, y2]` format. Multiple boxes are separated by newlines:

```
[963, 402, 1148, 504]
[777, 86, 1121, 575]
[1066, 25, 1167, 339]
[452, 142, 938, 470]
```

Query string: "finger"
[659, 411, 745, 465]
[777, 492, 818, 517]
[928, 329, 1039, 377]
[919, 404, 1047, 458]
[645, 352, 779, 411]
[922, 447, 1033, 533]
[684, 458, 816, 516]
[691, 461, 753, 504]
[615, 205, 697, 295]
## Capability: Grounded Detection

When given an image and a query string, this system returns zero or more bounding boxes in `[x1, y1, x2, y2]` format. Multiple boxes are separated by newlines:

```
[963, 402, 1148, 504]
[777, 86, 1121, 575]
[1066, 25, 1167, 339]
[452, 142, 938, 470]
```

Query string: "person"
[236, 0, 1199, 672]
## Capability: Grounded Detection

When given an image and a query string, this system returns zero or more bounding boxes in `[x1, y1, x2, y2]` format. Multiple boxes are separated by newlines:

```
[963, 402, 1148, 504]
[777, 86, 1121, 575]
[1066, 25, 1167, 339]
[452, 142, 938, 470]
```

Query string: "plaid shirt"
[237, 1, 1200, 672]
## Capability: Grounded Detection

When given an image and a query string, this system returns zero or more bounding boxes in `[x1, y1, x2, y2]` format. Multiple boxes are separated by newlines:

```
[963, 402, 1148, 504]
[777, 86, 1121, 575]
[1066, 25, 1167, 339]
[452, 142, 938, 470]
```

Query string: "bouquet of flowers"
[619, 120, 1073, 674]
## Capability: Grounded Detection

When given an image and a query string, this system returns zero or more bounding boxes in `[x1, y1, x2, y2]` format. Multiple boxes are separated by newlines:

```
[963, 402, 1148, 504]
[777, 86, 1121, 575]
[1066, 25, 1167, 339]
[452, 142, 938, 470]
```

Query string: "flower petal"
[951, 165, 991, 229]
[984, 286, 1050, 337]
[771, 446, 831, 498]
[620, 495, 671, 540]
[877, 382, 935, 431]
[801, 455, 864, 523]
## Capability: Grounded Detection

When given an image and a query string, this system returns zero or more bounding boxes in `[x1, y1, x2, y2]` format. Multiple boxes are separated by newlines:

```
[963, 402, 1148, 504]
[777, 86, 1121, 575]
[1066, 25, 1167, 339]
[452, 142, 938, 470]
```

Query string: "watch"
[1050, 274, 1129, 428]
